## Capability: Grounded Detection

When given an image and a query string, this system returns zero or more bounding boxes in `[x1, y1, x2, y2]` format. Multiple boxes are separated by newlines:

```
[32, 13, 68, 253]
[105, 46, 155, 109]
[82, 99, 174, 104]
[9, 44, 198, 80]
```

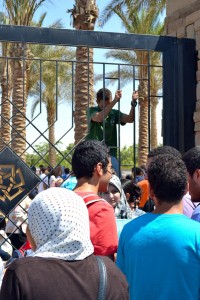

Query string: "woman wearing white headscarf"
[0, 188, 128, 300]
[101, 175, 129, 219]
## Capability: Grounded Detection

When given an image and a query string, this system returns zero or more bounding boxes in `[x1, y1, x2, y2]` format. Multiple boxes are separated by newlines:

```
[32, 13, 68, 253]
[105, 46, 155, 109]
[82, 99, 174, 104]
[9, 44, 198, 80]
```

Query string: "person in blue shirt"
[117, 154, 200, 300]
[132, 167, 145, 183]
[61, 172, 77, 190]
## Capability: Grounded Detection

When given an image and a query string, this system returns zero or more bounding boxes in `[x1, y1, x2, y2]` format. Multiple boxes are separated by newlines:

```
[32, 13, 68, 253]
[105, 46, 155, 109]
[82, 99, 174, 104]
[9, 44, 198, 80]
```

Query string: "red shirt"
[76, 192, 118, 256]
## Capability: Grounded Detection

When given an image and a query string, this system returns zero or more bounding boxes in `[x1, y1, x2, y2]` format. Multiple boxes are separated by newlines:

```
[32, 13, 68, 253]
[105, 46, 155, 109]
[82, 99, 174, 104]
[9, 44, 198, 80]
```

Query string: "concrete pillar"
[166, 0, 200, 145]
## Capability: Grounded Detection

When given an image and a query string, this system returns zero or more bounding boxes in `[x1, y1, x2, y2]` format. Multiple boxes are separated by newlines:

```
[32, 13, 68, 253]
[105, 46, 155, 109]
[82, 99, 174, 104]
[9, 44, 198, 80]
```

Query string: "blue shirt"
[61, 176, 77, 191]
[117, 213, 200, 300]
[116, 219, 132, 239]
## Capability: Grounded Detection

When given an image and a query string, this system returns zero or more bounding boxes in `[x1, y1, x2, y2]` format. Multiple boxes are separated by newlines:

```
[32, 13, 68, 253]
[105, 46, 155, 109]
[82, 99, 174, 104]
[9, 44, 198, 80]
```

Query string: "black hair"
[29, 188, 38, 200]
[64, 167, 70, 174]
[131, 167, 144, 176]
[0, 216, 6, 230]
[30, 166, 36, 173]
[47, 166, 52, 172]
[122, 180, 142, 203]
[182, 146, 200, 176]
[148, 146, 181, 159]
[51, 165, 62, 177]
[120, 178, 128, 185]
[96, 88, 112, 102]
[72, 140, 110, 179]
[40, 166, 47, 173]
[148, 154, 187, 203]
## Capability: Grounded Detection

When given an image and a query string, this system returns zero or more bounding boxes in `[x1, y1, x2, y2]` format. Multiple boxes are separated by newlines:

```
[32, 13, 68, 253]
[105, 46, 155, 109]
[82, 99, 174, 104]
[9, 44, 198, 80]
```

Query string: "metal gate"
[0, 25, 196, 255]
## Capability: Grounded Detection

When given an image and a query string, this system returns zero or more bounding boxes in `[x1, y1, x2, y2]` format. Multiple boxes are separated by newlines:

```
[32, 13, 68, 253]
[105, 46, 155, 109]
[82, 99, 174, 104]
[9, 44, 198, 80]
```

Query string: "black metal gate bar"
[0, 25, 174, 49]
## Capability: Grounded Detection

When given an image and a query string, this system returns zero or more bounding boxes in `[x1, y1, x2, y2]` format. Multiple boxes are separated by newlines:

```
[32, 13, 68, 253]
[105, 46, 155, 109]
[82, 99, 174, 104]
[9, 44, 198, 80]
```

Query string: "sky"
[0, 0, 163, 151]
[35, 1, 123, 32]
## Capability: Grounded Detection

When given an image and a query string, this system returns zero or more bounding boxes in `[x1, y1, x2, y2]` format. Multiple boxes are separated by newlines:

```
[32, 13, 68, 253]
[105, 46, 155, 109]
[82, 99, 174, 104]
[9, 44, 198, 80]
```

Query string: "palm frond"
[99, 0, 166, 27]
[95, 67, 136, 88]
[49, 19, 63, 29]
[4, 0, 46, 25]
[105, 49, 137, 64]
[31, 97, 40, 118]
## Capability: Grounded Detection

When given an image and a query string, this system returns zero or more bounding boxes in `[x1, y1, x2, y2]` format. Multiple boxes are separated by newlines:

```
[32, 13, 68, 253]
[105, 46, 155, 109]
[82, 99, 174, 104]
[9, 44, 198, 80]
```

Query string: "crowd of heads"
[62, 142, 200, 209]
[28, 142, 200, 212]
[1, 140, 200, 299]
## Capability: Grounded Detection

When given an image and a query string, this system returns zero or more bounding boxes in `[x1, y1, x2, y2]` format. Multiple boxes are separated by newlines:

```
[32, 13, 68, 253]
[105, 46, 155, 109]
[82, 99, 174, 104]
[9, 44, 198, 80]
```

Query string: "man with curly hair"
[117, 154, 200, 300]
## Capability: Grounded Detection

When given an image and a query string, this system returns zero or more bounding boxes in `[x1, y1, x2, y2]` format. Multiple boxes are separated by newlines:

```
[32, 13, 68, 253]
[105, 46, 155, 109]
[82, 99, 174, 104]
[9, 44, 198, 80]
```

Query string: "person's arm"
[120, 90, 139, 123]
[91, 90, 122, 123]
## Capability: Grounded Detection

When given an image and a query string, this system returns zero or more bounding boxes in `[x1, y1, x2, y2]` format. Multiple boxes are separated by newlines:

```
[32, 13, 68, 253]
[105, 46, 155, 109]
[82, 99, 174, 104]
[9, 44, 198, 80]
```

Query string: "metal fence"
[0, 25, 196, 255]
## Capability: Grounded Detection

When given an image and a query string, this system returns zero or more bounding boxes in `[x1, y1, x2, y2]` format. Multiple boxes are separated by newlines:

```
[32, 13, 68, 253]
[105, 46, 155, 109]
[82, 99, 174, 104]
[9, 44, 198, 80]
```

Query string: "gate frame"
[0, 24, 197, 154]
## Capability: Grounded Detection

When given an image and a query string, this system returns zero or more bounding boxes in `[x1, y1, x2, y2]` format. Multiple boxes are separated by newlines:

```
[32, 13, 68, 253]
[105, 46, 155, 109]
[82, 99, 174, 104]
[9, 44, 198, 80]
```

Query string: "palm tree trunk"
[0, 43, 12, 150]
[4, 0, 46, 161]
[47, 106, 56, 166]
[150, 98, 158, 149]
[70, 0, 98, 144]
[74, 46, 94, 143]
[138, 94, 149, 166]
[138, 52, 149, 166]
[10, 43, 28, 161]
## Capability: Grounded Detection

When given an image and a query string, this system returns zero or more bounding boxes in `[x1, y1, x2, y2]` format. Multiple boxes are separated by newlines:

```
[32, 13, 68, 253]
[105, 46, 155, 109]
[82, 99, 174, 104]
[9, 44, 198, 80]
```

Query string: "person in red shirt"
[72, 140, 118, 259]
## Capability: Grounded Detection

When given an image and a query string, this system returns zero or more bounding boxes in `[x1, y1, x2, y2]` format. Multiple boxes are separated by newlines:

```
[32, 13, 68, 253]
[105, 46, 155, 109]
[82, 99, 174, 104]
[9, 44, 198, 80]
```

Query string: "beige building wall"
[166, 0, 200, 144]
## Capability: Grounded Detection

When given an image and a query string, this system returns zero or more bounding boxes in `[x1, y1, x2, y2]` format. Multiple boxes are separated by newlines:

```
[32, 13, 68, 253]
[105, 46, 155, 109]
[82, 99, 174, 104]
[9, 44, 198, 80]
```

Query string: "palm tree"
[101, 5, 164, 165]
[0, 12, 12, 151]
[150, 63, 162, 149]
[0, 42, 12, 151]
[99, 0, 165, 26]
[68, 0, 98, 144]
[30, 45, 75, 165]
[3, 0, 46, 161]
[0, 10, 48, 152]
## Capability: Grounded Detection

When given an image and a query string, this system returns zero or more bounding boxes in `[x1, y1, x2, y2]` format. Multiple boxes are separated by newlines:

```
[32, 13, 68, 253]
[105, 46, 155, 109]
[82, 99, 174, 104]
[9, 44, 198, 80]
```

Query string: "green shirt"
[86, 106, 125, 157]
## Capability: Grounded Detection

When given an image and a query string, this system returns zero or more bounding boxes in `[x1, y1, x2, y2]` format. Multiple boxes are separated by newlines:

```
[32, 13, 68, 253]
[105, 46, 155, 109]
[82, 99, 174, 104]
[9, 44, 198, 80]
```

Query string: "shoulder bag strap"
[82, 194, 106, 206]
[96, 256, 107, 300]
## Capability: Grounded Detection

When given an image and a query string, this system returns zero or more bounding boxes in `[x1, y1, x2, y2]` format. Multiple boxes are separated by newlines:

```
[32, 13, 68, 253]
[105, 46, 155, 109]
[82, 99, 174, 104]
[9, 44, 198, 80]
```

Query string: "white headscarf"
[28, 187, 94, 261]
[109, 175, 129, 218]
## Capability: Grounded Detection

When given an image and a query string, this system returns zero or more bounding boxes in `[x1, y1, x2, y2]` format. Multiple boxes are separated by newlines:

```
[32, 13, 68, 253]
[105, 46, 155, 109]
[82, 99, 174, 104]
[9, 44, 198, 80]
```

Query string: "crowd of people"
[0, 88, 200, 299]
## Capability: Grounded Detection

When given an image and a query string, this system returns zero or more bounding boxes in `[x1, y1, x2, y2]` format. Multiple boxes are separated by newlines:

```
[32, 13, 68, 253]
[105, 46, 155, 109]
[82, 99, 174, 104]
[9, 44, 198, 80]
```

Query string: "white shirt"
[38, 173, 48, 193]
